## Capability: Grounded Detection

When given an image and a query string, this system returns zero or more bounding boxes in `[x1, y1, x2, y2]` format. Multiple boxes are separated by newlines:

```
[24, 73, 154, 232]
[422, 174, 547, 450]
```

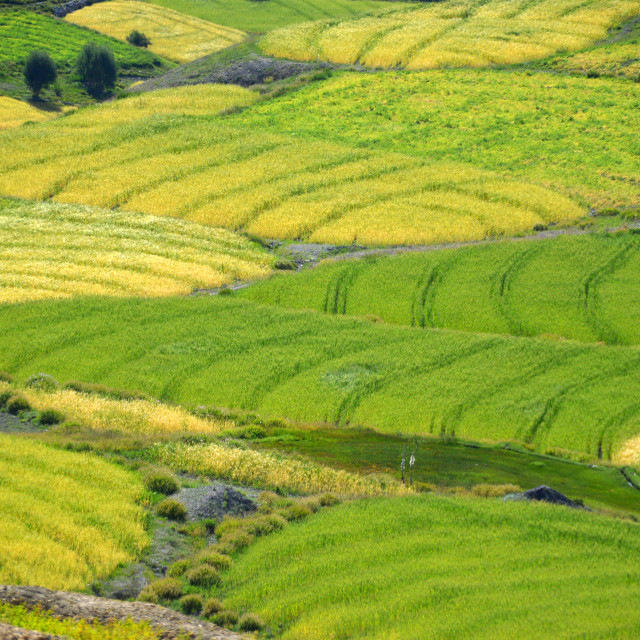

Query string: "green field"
[144, 0, 407, 34]
[233, 69, 640, 210]
[242, 232, 640, 345]
[2, 296, 640, 463]
[0, 11, 172, 103]
[219, 495, 640, 639]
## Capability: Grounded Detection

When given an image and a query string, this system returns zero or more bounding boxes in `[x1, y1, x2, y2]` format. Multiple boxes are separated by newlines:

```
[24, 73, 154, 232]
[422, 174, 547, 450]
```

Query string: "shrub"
[215, 517, 243, 539]
[0, 391, 12, 409]
[239, 613, 265, 632]
[216, 530, 254, 553]
[302, 497, 321, 513]
[319, 493, 341, 507]
[197, 551, 232, 571]
[76, 43, 117, 95]
[23, 50, 57, 99]
[167, 559, 190, 577]
[277, 503, 313, 522]
[260, 491, 294, 509]
[202, 598, 223, 618]
[213, 611, 239, 628]
[0, 372, 14, 383]
[126, 30, 151, 47]
[186, 565, 221, 588]
[138, 578, 182, 602]
[144, 471, 179, 495]
[180, 594, 203, 615]
[25, 373, 60, 391]
[246, 514, 287, 537]
[39, 409, 65, 425]
[156, 499, 187, 522]
[471, 483, 522, 498]
[6, 396, 30, 415]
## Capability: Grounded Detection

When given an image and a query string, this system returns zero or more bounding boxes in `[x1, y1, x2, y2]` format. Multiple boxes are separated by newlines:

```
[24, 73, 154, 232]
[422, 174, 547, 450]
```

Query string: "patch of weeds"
[138, 578, 182, 603]
[196, 550, 232, 571]
[167, 559, 191, 578]
[180, 594, 203, 615]
[38, 409, 65, 426]
[25, 373, 60, 391]
[6, 396, 30, 415]
[156, 499, 187, 522]
[186, 565, 221, 588]
[202, 598, 224, 618]
[239, 613, 265, 632]
[213, 611, 239, 628]
[144, 471, 179, 495]
[0, 372, 14, 384]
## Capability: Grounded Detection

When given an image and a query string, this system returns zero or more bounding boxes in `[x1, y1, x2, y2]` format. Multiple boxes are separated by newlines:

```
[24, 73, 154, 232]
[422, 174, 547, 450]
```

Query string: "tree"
[23, 50, 57, 100]
[76, 43, 117, 96]
[126, 30, 151, 48]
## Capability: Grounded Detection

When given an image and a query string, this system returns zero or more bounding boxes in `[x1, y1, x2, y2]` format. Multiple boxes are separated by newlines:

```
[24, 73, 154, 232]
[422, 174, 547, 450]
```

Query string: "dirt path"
[0, 586, 245, 640]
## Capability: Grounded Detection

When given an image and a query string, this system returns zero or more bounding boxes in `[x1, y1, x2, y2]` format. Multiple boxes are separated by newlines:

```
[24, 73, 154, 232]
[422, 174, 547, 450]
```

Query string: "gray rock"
[175, 483, 257, 521]
[504, 485, 586, 509]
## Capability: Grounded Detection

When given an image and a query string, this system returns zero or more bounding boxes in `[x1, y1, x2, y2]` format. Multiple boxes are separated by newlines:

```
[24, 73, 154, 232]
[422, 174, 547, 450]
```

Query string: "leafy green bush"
[23, 50, 57, 99]
[126, 30, 151, 48]
[6, 396, 30, 415]
[155, 499, 187, 522]
[186, 565, 221, 588]
[25, 373, 60, 391]
[239, 613, 264, 632]
[213, 611, 239, 628]
[202, 598, 223, 618]
[76, 43, 117, 95]
[38, 409, 65, 425]
[144, 471, 179, 495]
[180, 594, 203, 615]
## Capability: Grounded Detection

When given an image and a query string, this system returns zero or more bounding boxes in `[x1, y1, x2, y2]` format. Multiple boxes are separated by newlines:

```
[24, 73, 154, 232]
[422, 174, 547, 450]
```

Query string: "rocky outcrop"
[504, 485, 586, 509]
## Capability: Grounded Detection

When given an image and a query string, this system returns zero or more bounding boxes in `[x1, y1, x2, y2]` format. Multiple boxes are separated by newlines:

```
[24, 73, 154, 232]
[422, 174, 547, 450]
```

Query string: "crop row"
[0, 428, 147, 590]
[0, 198, 273, 303]
[0, 85, 584, 246]
[261, 0, 640, 69]
[242, 232, 640, 345]
[1, 295, 639, 462]
[66, 1, 247, 63]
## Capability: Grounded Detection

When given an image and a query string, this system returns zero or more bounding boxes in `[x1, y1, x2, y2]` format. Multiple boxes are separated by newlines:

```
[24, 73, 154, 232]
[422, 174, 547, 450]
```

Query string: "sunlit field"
[0, 198, 273, 303]
[0, 433, 147, 590]
[242, 232, 640, 345]
[2, 296, 640, 462]
[144, 0, 405, 33]
[235, 69, 640, 210]
[261, 0, 640, 69]
[0, 96, 60, 129]
[220, 495, 640, 639]
[0, 85, 585, 246]
[65, 1, 247, 63]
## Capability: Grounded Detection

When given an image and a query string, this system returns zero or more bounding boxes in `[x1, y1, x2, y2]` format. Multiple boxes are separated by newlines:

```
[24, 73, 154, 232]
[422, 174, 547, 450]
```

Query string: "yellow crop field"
[0, 433, 147, 590]
[261, 0, 640, 69]
[548, 41, 640, 80]
[0, 85, 585, 247]
[65, 0, 247, 63]
[0, 97, 62, 130]
[0, 199, 273, 303]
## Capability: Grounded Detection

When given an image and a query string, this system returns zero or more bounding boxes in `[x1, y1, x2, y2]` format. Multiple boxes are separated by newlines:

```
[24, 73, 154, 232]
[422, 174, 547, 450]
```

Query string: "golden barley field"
[0, 198, 273, 303]
[261, 0, 640, 69]
[0, 86, 585, 247]
[0, 96, 63, 129]
[65, 0, 247, 63]
[0, 431, 147, 590]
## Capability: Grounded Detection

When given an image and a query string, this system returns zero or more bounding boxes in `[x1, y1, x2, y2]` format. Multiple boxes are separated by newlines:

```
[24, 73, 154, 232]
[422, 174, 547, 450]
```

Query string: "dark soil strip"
[0, 586, 245, 640]
[621, 467, 640, 491]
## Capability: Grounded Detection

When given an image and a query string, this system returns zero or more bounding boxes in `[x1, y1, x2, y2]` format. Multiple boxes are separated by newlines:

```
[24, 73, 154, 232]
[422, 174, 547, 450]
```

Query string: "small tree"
[23, 50, 57, 100]
[76, 43, 117, 96]
[127, 30, 151, 47]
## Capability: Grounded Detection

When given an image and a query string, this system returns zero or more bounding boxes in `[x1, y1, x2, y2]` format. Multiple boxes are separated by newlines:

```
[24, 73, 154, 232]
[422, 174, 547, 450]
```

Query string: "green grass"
[242, 232, 640, 345]
[0, 11, 172, 104]
[143, 0, 408, 34]
[1, 296, 640, 462]
[219, 495, 640, 639]
[252, 426, 640, 514]
[231, 69, 640, 210]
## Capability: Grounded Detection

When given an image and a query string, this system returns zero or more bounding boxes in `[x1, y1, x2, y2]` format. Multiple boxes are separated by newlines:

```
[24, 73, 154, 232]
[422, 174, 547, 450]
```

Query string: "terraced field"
[0, 431, 147, 590]
[0, 198, 273, 303]
[0, 96, 61, 129]
[2, 296, 640, 462]
[0, 85, 585, 246]
[220, 496, 640, 639]
[66, 1, 247, 63]
[144, 0, 405, 33]
[261, 0, 640, 69]
[234, 69, 640, 210]
[242, 233, 640, 345]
